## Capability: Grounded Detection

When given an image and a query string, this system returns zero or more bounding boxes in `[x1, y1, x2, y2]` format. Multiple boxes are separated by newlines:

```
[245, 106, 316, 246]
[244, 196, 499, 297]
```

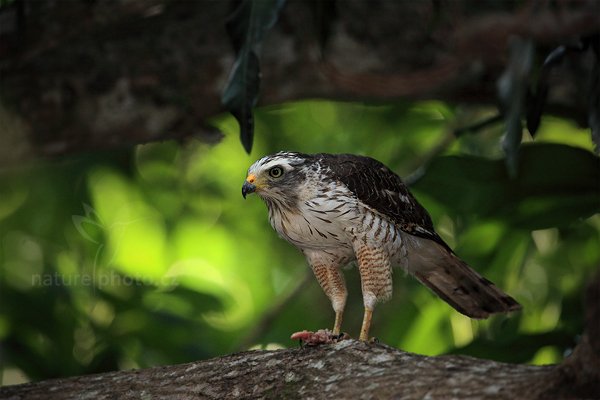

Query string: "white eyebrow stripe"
[251, 152, 305, 173]
[261, 159, 293, 170]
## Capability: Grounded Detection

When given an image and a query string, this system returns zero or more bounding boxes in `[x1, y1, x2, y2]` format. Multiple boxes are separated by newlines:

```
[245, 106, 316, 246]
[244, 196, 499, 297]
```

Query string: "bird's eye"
[269, 166, 284, 178]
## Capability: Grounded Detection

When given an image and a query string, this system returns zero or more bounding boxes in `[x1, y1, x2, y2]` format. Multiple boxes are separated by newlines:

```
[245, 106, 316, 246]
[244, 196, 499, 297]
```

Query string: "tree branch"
[0, 340, 578, 399]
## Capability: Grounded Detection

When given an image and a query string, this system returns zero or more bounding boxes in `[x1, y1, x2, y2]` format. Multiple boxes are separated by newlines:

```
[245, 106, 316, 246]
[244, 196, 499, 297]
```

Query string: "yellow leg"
[308, 260, 347, 336]
[359, 308, 373, 341]
[333, 311, 343, 335]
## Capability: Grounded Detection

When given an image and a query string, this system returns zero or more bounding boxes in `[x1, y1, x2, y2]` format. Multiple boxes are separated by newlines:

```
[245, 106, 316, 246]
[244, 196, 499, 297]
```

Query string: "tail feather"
[405, 236, 521, 319]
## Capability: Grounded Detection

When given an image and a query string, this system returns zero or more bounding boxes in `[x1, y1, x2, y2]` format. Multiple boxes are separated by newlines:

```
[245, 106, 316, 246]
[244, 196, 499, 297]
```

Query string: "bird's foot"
[290, 329, 350, 346]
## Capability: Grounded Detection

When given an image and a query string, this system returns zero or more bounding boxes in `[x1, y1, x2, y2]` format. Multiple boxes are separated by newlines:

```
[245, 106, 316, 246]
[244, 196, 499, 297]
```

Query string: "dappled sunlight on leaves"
[0, 99, 598, 382]
[167, 258, 255, 331]
[449, 313, 475, 347]
[535, 117, 596, 151]
[88, 169, 168, 281]
[401, 292, 453, 356]
[531, 345, 562, 365]
[456, 221, 507, 257]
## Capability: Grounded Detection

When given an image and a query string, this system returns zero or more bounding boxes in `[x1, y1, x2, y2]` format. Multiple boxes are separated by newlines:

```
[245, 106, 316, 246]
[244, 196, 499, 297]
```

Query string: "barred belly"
[352, 206, 408, 271]
[268, 199, 407, 269]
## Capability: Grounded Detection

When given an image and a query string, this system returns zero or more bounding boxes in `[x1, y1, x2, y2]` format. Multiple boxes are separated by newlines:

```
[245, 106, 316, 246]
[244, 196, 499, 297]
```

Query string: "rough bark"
[1, 0, 599, 164]
[0, 340, 574, 400]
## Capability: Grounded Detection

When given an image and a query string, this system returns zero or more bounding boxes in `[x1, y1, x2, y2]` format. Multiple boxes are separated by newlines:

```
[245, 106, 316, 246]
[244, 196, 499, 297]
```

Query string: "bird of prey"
[242, 152, 521, 341]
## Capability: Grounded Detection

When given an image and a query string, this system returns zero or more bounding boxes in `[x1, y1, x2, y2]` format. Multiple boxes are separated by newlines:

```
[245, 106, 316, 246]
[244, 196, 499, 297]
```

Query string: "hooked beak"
[242, 173, 259, 199]
[242, 181, 256, 199]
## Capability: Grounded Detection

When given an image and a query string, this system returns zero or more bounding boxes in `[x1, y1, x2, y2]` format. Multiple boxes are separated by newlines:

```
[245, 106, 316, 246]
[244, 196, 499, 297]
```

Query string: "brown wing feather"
[317, 153, 451, 251]
[316, 153, 521, 317]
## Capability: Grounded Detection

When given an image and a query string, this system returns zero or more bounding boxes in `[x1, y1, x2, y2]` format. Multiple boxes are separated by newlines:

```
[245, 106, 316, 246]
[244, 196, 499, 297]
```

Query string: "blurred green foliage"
[0, 100, 598, 384]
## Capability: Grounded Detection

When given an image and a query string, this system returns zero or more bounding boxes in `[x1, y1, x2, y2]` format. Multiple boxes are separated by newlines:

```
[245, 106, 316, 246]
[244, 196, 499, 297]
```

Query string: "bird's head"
[242, 152, 311, 204]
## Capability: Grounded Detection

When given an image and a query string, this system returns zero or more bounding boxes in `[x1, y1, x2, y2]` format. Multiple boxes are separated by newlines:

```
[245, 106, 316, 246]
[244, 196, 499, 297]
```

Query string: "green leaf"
[222, 0, 287, 154]
[413, 143, 600, 229]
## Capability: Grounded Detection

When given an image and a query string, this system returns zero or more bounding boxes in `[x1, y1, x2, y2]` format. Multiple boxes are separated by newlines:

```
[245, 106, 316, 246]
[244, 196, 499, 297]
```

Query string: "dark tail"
[413, 250, 521, 319]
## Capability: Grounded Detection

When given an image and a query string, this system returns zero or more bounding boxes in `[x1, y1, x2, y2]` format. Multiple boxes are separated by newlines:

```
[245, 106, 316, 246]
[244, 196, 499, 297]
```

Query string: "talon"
[290, 329, 348, 346]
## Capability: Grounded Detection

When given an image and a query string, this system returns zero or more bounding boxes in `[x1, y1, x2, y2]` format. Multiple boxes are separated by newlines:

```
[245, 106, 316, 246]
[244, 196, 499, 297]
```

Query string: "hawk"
[242, 152, 521, 341]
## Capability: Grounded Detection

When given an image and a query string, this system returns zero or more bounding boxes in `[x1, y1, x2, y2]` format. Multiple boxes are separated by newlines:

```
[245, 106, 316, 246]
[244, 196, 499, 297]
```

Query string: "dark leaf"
[528, 35, 598, 145]
[225, 0, 286, 53]
[222, 50, 260, 153]
[222, 0, 287, 154]
[526, 84, 547, 138]
[412, 143, 600, 230]
[525, 44, 562, 137]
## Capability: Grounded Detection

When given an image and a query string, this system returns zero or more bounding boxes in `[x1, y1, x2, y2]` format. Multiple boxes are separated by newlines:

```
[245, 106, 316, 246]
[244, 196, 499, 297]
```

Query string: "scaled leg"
[354, 243, 392, 341]
[310, 262, 348, 335]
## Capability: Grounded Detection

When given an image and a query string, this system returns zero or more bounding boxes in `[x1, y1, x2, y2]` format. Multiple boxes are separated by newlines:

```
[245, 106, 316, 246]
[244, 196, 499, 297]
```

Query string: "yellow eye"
[269, 166, 284, 178]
